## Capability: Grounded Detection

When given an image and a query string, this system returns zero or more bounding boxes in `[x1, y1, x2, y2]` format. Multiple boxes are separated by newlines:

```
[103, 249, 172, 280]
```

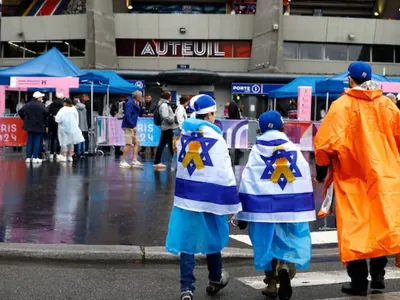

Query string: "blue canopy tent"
[0, 47, 108, 86]
[315, 71, 389, 95]
[269, 76, 329, 99]
[315, 71, 390, 113]
[71, 70, 138, 95]
[268, 76, 333, 120]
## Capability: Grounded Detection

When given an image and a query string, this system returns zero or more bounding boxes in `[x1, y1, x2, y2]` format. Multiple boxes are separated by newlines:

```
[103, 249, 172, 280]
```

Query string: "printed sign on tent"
[10, 77, 79, 98]
[297, 86, 312, 121]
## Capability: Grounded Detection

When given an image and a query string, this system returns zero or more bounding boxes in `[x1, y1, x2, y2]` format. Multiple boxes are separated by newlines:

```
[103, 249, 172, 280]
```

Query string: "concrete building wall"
[248, 0, 283, 73]
[114, 14, 254, 40]
[1, 15, 87, 41]
[283, 16, 400, 45]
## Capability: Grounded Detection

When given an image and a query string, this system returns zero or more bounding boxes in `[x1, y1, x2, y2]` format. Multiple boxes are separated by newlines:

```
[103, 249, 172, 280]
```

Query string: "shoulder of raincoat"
[314, 85, 400, 263]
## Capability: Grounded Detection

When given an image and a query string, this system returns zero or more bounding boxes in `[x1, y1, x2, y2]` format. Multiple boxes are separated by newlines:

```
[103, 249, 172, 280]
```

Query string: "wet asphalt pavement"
[0, 150, 335, 246]
[0, 259, 398, 300]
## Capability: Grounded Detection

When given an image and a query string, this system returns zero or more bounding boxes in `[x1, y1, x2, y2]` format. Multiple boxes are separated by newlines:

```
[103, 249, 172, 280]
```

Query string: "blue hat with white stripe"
[189, 94, 216, 115]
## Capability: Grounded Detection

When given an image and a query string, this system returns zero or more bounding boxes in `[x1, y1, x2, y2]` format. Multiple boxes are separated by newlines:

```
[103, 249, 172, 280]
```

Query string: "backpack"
[116, 102, 124, 120]
[153, 102, 163, 126]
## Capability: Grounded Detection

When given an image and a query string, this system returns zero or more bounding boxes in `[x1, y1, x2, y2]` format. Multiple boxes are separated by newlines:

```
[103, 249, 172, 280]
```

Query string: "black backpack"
[153, 102, 163, 126]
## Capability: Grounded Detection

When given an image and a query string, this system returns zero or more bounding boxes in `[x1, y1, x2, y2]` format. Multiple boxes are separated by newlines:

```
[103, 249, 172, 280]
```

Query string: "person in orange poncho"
[314, 61, 400, 297]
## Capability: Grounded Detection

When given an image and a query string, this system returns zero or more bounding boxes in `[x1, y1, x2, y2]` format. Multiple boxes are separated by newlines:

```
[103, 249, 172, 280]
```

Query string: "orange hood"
[344, 88, 383, 101]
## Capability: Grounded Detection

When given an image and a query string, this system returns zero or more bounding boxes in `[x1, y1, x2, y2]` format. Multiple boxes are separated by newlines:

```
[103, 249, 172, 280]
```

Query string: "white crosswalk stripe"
[236, 268, 400, 290]
[230, 230, 338, 246]
[316, 292, 399, 300]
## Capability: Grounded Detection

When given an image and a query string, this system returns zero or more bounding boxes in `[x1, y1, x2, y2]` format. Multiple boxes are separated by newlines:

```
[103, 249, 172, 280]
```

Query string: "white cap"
[56, 92, 64, 99]
[33, 91, 45, 99]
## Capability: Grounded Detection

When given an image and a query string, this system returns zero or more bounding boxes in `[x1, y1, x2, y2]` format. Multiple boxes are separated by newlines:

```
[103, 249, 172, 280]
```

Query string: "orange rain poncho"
[315, 87, 400, 263]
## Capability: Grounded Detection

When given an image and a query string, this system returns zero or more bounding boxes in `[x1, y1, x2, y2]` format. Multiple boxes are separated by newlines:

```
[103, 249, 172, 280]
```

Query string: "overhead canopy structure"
[315, 71, 389, 94]
[0, 47, 108, 85]
[71, 70, 138, 95]
[268, 76, 328, 99]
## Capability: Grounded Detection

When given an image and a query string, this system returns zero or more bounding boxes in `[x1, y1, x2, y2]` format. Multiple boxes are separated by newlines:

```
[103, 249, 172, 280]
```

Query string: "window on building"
[69, 40, 85, 57]
[23, 42, 46, 58]
[395, 46, 400, 63]
[283, 42, 298, 59]
[372, 45, 394, 63]
[299, 43, 324, 60]
[116, 39, 134, 56]
[325, 44, 347, 61]
[47, 41, 68, 56]
[3, 41, 24, 58]
[347, 45, 370, 62]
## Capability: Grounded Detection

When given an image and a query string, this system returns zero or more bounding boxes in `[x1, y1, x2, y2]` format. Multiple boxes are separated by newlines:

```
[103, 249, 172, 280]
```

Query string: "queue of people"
[18, 91, 91, 164]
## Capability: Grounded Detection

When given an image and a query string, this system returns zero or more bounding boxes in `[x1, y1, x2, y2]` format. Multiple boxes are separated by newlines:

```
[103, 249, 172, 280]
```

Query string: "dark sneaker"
[206, 270, 229, 295]
[180, 290, 193, 300]
[341, 282, 367, 296]
[278, 264, 293, 300]
[371, 275, 385, 290]
[262, 269, 278, 298]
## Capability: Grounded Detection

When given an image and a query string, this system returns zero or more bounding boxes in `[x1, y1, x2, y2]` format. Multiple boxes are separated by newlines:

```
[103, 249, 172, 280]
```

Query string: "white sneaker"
[131, 160, 144, 168]
[119, 161, 131, 169]
[25, 158, 32, 163]
[33, 158, 42, 164]
[48, 154, 54, 161]
[58, 156, 67, 162]
[67, 157, 73, 162]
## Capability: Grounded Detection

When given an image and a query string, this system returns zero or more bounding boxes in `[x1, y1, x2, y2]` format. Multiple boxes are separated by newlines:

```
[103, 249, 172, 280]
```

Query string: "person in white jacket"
[171, 96, 189, 171]
[55, 98, 85, 162]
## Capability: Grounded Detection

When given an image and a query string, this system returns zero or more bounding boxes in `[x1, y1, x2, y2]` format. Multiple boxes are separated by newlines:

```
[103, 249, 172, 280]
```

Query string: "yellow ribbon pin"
[182, 141, 205, 170]
[270, 146, 295, 184]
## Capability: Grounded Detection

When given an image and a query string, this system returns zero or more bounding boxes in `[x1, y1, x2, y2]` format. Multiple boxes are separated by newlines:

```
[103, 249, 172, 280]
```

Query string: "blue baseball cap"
[348, 61, 372, 81]
[259, 111, 284, 133]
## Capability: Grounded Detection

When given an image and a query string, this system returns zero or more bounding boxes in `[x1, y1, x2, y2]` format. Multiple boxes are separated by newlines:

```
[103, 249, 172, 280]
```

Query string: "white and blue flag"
[236, 130, 316, 223]
[173, 118, 242, 215]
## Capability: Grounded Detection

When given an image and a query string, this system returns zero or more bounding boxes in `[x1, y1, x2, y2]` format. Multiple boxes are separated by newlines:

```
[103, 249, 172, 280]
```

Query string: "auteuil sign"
[134, 40, 251, 58]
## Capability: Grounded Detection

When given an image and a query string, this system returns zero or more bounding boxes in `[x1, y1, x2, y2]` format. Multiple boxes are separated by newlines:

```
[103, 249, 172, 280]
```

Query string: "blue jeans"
[26, 132, 42, 159]
[180, 252, 222, 292]
[74, 141, 85, 156]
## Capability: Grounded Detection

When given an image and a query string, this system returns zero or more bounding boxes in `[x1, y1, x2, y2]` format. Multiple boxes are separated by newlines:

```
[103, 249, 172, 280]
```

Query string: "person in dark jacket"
[228, 99, 241, 120]
[48, 93, 64, 160]
[139, 95, 156, 157]
[80, 94, 93, 153]
[120, 91, 143, 169]
[18, 91, 48, 164]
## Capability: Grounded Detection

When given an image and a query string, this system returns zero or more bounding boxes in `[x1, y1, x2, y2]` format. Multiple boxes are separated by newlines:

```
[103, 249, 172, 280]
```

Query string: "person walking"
[18, 91, 48, 164]
[73, 98, 88, 158]
[315, 61, 400, 297]
[48, 93, 64, 160]
[55, 99, 85, 162]
[171, 96, 189, 170]
[153, 91, 178, 170]
[120, 91, 144, 169]
[139, 94, 156, 157]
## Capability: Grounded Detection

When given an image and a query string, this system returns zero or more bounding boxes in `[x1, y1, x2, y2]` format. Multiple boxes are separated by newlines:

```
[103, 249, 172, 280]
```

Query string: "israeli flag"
[174, 119, 242, 215]
[236, 130, 316, 223]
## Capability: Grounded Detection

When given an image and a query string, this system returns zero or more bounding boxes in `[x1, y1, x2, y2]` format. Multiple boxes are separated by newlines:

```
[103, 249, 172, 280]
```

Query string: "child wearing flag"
[236, 111, 316, 300]
[165, 94, 242, 300]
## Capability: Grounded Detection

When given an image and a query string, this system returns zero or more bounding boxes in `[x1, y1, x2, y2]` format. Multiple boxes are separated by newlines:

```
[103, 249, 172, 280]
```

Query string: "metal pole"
[90, 82, 94, 154]
[325, 92, 329, 112]
[273, 98, 276, 110]
[314, 95, 317, 121]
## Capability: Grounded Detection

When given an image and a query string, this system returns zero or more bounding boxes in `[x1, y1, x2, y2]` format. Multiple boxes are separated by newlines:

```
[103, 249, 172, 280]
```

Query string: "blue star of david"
[178, 132, 218, 176]
[260, 149, 302, 190]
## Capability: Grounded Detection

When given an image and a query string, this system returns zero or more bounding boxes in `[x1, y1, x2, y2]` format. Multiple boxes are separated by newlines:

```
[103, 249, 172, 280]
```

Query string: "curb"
[0, 243, 338, 263]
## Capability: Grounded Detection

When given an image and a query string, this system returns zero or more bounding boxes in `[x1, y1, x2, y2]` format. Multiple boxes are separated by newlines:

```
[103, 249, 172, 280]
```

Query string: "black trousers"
[50, 131, 60, 154]
[82, 131, 89, 153]
[347, 256, 388, 289]
[154, 129, 174, 164]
